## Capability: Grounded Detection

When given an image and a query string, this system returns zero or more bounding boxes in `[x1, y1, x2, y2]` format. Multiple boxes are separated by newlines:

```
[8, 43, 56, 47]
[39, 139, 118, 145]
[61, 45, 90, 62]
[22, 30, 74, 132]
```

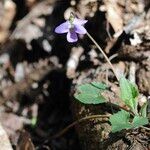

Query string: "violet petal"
[67, 31, 78, 42]
[75, 25, 87, 34]
[55, 21, 69, 33]
[73, 18, 88, 25]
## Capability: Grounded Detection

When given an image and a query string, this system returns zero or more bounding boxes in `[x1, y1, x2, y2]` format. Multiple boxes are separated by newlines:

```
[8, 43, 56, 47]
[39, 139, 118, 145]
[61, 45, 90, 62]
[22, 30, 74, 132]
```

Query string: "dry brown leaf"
[16, 130, 35, 150]
[0, 123, 13, 150]
[104, 0, 123, 33]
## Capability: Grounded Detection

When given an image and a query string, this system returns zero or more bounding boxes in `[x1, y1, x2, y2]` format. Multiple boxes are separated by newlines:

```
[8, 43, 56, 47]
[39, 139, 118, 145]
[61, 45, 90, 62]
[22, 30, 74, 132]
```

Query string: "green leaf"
[139, 103, 147, 117]
[110, 110, 149, 133]
[110, 110, 132, 133]
[119, 77, 139, 111]
[132, 116, 148, 128]
[75, 82, 107, 104]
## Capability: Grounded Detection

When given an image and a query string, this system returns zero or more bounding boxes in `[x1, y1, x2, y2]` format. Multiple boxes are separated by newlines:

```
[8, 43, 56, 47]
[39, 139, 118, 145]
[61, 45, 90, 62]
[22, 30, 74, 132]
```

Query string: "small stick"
[129, 62, 136, 83]
[49, 114, 111, 140]
[140, 125, 150, 131]
[66, 46, 84, 78]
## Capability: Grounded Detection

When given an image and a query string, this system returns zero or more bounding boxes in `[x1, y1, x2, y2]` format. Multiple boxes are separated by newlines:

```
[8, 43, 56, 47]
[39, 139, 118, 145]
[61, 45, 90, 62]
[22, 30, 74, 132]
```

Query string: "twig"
[49, 114, 111, 140]
[129, 62, 136, 83]
[86, 32, 119, 81]
[66, 46, 84, 78]
[40, 100, 148, 145]
[44, 103, 148, 142]
[140, 125, 150, 131]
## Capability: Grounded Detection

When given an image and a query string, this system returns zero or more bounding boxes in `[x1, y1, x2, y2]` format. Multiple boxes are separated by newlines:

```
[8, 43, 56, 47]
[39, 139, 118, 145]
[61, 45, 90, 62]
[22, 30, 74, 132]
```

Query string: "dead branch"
[129, 62, 136, 83]
[66, 46, 84, 79]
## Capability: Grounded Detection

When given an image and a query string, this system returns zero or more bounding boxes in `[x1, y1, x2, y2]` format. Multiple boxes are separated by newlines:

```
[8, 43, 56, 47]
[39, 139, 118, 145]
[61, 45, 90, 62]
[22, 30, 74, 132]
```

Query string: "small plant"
[75, 77, 149, 132]
[55, 13, 149, 133]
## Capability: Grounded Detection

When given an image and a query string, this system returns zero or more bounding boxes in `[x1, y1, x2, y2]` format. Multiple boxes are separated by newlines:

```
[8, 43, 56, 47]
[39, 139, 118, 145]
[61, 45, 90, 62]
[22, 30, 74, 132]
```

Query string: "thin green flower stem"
[49, 114, 111, 140]
[86, 31, 119, 81]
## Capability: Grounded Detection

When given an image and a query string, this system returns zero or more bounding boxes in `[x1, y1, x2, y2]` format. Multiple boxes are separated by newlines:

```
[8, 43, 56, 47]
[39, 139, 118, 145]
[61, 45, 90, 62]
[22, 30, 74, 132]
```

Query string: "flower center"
[69, 26, 75, 33]
[68, 13, 75, 33]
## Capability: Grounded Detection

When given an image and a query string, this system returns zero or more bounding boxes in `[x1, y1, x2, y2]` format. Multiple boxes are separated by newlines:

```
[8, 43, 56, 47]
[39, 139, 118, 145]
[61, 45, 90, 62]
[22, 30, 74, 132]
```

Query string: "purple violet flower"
[55, 15, 87, 43]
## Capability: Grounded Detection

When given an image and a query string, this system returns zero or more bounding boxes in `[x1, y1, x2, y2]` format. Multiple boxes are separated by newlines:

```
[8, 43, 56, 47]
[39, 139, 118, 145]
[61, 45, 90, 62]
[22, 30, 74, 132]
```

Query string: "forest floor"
[0, 0, 149, 150]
